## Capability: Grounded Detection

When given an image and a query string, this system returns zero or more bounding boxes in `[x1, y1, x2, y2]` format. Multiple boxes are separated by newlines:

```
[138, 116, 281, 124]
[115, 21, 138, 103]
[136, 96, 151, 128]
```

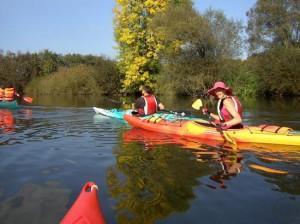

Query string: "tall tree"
[247, 0, 300, 53]
[151, 1, 218, 95]
[203, 8, 244, 59]
[114, 0, 169, 93]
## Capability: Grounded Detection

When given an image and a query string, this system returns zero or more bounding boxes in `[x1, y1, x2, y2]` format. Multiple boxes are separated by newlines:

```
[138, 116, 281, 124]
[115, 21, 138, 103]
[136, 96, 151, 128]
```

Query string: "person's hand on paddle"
[216, 122, 229, 130]
[202, 107, 211, 116]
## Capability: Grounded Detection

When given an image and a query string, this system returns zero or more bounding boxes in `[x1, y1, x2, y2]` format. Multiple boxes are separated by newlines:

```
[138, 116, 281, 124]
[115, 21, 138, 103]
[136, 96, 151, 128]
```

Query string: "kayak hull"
[124, 114, 300, 146]
[0, 100, 18, 109]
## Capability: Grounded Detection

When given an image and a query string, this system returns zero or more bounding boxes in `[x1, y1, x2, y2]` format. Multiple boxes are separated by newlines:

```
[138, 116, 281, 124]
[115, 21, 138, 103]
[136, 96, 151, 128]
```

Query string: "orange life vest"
[0, 88, 4, 100]
[4, 88, 15, 101]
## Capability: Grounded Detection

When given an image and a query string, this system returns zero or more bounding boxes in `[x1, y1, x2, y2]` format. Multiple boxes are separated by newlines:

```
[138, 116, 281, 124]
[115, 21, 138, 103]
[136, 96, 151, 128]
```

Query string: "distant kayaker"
[203, 81, 243, 129]
[132, 85, 165, 115]
[0, 87, 19, 101]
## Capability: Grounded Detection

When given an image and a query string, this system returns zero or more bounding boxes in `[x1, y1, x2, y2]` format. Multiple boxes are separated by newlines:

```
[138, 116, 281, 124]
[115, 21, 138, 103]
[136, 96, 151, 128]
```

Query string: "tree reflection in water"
[107, 128, 246, 224]
[107, 141, 214, 224]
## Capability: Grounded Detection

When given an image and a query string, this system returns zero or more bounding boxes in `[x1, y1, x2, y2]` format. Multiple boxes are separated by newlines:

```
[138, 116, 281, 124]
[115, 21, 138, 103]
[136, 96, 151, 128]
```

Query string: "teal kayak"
[93, 107, 132, 119]
[93, 107, 207, 122]
[0, 100, 18, 109]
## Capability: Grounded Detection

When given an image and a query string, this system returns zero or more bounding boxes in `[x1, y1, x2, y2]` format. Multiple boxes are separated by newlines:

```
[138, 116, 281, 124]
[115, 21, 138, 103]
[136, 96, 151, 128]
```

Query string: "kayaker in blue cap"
[204, 81, 243, 129]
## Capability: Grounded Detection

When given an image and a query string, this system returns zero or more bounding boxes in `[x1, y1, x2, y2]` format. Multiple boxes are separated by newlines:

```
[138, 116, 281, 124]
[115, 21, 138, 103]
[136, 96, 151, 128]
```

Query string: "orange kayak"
[60, 182, 106, 224]
[124, 114, 300, 146]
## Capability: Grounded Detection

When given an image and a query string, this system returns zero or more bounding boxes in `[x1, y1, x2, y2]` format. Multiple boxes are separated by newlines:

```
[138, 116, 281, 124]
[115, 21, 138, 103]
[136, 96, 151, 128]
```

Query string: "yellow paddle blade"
[192, 99, 203, 110]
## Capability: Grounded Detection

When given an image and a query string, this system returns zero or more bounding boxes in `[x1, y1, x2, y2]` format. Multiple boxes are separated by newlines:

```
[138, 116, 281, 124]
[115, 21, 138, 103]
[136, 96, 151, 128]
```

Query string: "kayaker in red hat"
[204, 81, 243, 129]
[132, 85, 165, 116]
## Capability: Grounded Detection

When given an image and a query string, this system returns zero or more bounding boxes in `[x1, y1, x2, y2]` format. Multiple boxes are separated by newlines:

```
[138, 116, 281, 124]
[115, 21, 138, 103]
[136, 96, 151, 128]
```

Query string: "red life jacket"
[137, 95, 158, 115]
[217, 96, 243, 122]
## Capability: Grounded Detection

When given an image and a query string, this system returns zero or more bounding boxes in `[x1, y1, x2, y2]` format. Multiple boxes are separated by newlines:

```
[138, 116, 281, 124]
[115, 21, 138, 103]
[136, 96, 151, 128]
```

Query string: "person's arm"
[208, 112, 220, 121]
[158, 102, 165, 110]
[222, 98, 242, 127]
[155, 97, 164, 110]
[131, 103, 136, 110]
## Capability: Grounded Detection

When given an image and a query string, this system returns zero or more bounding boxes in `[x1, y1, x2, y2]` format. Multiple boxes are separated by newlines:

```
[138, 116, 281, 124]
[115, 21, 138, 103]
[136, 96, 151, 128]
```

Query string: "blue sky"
[0, 0, 256, 59]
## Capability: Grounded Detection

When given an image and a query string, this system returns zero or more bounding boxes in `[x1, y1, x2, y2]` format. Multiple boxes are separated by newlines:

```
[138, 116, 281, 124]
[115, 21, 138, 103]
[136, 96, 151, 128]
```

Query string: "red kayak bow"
[60, 182, 106, 224]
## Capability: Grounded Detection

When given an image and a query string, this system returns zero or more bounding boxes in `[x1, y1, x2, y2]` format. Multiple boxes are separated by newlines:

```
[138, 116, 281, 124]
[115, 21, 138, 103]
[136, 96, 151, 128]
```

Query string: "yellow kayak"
[124, 114, 300, 146]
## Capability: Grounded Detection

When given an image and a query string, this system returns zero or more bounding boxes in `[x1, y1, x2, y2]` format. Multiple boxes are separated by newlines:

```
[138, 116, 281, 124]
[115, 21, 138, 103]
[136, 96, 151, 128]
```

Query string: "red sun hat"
[207, 81, 232, 96]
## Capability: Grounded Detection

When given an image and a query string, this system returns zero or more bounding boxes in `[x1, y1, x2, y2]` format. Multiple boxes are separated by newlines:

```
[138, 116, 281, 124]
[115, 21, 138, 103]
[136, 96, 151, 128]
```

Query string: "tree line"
[0, 50, 121, 96]
[115, 0, 300, 97]
[1, 0, 299, 97]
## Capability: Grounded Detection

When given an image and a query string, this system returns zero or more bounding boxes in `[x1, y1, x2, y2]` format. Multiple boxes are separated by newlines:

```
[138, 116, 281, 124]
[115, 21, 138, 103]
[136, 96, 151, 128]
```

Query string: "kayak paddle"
[191, 98, 237, 148]
[160, 109, 192, 117]
[22, 96, 33, 104]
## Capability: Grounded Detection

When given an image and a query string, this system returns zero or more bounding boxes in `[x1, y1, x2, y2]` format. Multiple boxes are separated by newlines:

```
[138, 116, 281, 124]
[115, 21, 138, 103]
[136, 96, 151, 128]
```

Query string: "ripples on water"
[0, 103, 299, 224]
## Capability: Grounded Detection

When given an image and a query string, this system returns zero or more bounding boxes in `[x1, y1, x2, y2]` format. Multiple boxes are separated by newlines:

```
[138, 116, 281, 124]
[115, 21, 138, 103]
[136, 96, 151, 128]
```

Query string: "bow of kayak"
[60, 182, 106, 224]
[93, 107, 132, 119]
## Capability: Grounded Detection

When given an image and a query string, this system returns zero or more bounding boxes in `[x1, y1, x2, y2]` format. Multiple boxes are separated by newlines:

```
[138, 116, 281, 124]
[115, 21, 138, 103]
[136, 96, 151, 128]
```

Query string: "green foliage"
[153, 3, 244, 96]
[93, 58, 122, 95]
[220, 59, 259, 97]
[38, 50, 59, 76]
[0, 50, 121, 96]
[247, 0, 300, 53]
[0, 52, 38, 92]
[248, 47, 300, 96]
[25, 65, 101, 96]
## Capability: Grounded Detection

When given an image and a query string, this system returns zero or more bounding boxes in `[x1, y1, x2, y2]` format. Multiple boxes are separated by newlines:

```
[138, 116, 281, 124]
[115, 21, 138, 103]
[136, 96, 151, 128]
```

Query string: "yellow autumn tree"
[114, 0, 169, 93]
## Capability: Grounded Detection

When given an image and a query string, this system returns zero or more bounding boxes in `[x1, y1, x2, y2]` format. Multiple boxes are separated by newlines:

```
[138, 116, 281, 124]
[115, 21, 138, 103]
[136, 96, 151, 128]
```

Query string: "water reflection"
[0, 110, 15, 133]
[124, 128, 244, 188]
[201, 150, 243, 190]
[107, 141, 214, 224]
[123, 128, 222, 150]
[122, 128, 300, 195]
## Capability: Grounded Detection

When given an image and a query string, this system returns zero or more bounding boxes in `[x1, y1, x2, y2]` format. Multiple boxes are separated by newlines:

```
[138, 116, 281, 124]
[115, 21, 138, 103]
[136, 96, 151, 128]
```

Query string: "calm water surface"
[0, 96, 300, 224]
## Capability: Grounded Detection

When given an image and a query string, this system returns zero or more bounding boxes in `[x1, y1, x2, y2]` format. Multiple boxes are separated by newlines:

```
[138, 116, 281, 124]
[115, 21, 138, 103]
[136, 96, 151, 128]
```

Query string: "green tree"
[203, 8, 244, 59]
[38, 50, 59, 76]
[93, 57, 122, 95]
[247, 0, 300, 53]
[248, 47, 300, 96]
[152, 1, 218, 95]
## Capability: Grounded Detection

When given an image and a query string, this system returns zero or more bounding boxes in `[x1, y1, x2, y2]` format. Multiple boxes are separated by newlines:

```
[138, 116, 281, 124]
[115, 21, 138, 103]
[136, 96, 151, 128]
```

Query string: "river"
[0, 95, 299, 224]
